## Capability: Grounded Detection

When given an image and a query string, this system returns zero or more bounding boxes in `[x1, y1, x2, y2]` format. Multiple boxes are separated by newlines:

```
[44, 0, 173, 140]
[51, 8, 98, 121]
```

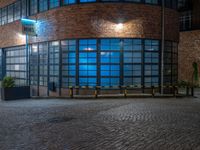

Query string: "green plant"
[2, 77, 15, 88]
[192, 62, 199, 87]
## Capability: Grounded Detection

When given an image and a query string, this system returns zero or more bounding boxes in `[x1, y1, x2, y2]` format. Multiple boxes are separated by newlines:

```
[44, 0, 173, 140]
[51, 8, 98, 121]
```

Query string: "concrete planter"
[1, 86, 30, 100]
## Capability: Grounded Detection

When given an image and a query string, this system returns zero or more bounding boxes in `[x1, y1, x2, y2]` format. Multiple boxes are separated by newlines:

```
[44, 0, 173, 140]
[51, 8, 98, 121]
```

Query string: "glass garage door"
[30, 43, 48, 96]
[5, 46, 28, 86]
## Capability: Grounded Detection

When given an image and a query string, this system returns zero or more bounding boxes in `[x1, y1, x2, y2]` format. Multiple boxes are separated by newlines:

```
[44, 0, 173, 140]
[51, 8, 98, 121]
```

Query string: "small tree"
[192, 62, 199, 87]
[2, 77, 15, 88]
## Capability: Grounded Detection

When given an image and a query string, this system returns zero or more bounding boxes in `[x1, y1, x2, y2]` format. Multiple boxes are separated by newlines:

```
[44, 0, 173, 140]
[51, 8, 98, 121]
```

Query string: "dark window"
[30, 0, 38, 15]
[145, 0, 158, 4]
[180, 11, 192, 31]
[14, 1, 21, 21]
[39, 0, 48, 12]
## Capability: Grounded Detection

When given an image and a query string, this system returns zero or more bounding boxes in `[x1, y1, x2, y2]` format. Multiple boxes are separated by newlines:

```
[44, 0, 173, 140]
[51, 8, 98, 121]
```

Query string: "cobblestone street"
[0, 98, 200, 150]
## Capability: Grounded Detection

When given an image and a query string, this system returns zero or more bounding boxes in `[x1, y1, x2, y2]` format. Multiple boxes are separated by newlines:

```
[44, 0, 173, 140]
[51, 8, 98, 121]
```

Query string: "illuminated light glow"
[84, 47, 94, 51]
[17, 33, 26, 39]
[21, 18, 37, 24]
[115, 23, 124, 31]
[32, 45, 38, 52]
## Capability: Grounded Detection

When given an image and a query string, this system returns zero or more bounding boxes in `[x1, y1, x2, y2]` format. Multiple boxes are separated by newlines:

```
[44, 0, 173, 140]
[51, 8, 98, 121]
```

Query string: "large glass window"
[180, 11, 192, 31]
[49, 0, 60, 9]
[21, 0, 28, 18]
[49, 41, 60, 87]
[0, 49, 2, 80]
[100, 39, 120, 86]
[1, 7, 7, 25]
[79, 39, 97, 86]
[5, 46, 28, 86]
[61, 40, 76, 87]
[39, 43, 48, 86]
[30, 44, 38, 86]
[123, 39, 142, 86]
[172, 42, 178, 84]
[144, 40, 159, 87]
[30, 0, 38, 15]
[39, 0, 48, 12]
[7, 4, 14, 23]
[14, 1, 21, 21]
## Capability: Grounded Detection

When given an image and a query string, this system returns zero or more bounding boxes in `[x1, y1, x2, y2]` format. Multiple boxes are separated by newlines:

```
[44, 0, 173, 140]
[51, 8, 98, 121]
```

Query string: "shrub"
[2, 77, 15, 88]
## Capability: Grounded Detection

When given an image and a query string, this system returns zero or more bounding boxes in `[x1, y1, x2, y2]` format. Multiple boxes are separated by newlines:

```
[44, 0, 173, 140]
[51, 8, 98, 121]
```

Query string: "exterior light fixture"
[115, 23, 124, 30]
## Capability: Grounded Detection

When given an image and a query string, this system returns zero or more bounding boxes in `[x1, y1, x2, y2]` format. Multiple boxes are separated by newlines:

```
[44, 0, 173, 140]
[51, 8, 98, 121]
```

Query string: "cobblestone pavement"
[1, 98, 200, 150]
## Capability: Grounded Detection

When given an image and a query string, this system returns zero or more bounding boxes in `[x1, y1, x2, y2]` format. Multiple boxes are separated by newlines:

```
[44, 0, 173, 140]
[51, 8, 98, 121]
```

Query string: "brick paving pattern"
[0, 98, 200, 150]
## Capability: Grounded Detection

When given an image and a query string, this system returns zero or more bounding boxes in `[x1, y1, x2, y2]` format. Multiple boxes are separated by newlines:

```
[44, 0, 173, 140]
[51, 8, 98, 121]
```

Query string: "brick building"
[0, 0, 179, 97]
[178, 0, 200, 83]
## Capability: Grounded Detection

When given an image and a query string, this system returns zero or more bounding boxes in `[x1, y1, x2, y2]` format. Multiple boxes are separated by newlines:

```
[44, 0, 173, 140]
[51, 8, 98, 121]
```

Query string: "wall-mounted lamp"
[115, 23, 124, 31]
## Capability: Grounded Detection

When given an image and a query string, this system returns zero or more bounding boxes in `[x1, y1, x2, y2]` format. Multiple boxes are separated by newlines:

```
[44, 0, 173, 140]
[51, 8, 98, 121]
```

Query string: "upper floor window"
[21, 0, 28, 18]
[14, 1, 21, 21]
[30, 0, 38, 15]
[39, 0, 48, 12]
[80, 0, 96, 3]
[49, 0, 60, 9]
[145, 0, 158, 4]
[180, 11, 192, 31]
[1, 7, 7, 25]
[63, 0, 76, 4]
[7, 4, 14, 23]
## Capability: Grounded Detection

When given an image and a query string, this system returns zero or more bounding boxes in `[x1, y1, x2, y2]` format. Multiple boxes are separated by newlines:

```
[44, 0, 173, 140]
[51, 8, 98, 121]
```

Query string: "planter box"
[1, 86, 30, 100]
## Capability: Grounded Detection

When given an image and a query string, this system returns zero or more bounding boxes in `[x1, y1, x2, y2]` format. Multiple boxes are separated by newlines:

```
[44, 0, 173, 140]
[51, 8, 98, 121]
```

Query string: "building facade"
[0, 0, 179, 97]
[178, 0, 200, 83]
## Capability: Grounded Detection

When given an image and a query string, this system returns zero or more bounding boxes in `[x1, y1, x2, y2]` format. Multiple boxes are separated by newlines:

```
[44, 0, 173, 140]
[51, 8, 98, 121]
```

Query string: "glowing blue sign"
[21, 19, 37, 36]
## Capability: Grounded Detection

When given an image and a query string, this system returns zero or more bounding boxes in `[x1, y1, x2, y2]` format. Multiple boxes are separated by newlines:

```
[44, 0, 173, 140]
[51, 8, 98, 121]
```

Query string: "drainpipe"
[161, 0, 165, 94]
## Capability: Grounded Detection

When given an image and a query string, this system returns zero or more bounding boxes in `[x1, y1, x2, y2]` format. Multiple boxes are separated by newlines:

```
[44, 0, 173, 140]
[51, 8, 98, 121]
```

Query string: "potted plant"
[1, 76, 30, 100]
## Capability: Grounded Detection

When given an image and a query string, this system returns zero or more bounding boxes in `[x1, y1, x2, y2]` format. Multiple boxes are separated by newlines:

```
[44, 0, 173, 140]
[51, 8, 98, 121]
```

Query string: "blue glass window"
[100, 39, 120, 86]
[49, 41, 60, 87]
[30, 0, 38, 15]
[62, 40, 76, 87]
[63, 0, 76, 4]
[49, 0, 60, 9]
[39, 0, 48, 12]
[80, 0, 96, 3]
[79, 39, 97, 86]
[144, 40, 160, 87]
[123, 39, 142, 86]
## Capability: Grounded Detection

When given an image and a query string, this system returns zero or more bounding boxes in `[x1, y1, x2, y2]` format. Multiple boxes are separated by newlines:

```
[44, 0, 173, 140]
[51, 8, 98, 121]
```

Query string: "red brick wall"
[0, 0, 16, 8]
[178, 30, 200, 82]
[0, 3, 179, 48]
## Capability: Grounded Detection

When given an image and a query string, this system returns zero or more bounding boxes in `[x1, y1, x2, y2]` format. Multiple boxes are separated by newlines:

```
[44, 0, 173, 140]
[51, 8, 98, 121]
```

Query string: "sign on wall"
[21, 19, 37, 36]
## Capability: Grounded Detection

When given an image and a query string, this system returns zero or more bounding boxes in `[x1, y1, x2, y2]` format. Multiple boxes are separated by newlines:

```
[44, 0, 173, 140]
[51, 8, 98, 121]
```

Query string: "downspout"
[161, 0, 165, 94]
